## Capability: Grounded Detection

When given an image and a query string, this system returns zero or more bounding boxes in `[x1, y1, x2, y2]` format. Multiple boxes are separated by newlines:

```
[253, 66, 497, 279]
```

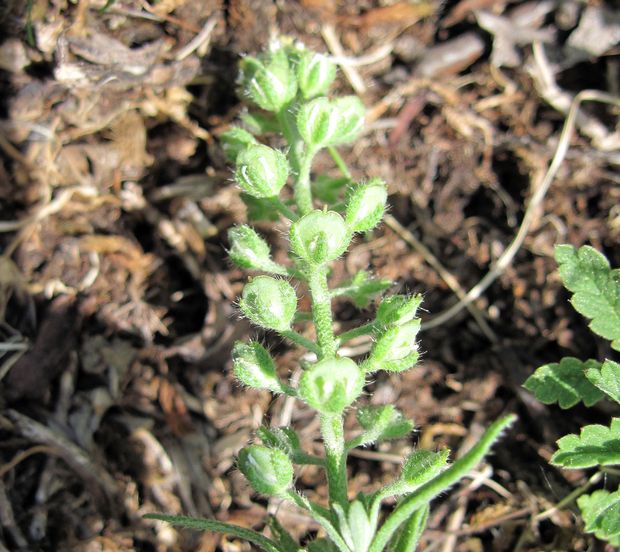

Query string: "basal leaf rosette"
[239, 276, 297, 332]
[364, 319, 421, 373]
[238, 445, 294, 496]
[299, 357, 365, 415]
[239, 49, 297, 112]
[345, 178, 388, 233]
[235, 144, 289, 199]
[232, 341, 285, 394]
[290, 210, 350, 265]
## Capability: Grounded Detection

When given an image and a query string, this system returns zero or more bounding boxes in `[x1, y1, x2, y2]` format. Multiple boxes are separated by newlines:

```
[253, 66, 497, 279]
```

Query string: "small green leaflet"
[524, 357, 604, 409]
[577, 488, 620, 541]
[586, 360, 620, 405]
[555, 244, 620, 351]
[551, 418, 620, 468]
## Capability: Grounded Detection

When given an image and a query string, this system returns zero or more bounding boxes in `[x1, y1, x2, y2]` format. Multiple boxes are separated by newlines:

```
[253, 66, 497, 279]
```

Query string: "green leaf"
[578, 488, 620, 541]
[143, 514, 280, 552]
[266, 516, 301, 552]
[586, 359, 620, 405]
[555, 244, 620, 350]
[347, 405, 414, 449]
[523, 357, 604, 409]
[333, 270, 392, 308]
[551, 418, 620, 468]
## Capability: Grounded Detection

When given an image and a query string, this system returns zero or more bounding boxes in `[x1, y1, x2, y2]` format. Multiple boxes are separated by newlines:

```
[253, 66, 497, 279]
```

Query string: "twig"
[423, 88, 620, 331]
[175, 17, 218, 61]
[384, 214, 497, 342]
[321, 24, 367, 95]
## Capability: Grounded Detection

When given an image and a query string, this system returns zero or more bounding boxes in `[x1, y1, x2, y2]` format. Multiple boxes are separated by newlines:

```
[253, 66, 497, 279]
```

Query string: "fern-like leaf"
[577, 488, 620, 542]
[551, 418, 620, 468]
[586, 359, 620, 405]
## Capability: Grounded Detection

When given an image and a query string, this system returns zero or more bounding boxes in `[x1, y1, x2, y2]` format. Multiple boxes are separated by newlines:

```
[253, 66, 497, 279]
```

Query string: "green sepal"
[239, 49, 297, 112]
[219, 127, 258, 162]
[297, 50, 337, 100]
[555, 244, 620, 351]
[345, 178, 388, 233]
[289, 210, 351, 265]
[347, 405, 413, 449]
[364, 320, 420, 373]
[586, 359, 620, 405]
[232, 341, 286, 394]
[578, 488, 620, 542]
[238, 445, 294, 497]
[523, 357, 604, 409]
[228, 225, 285, 274]
[376, 294, 423, 327]
[551, 418, 620, 468]
[235, 144, 289, 199]
[299, 357, 365, 415]
[239, 276, 297, 332]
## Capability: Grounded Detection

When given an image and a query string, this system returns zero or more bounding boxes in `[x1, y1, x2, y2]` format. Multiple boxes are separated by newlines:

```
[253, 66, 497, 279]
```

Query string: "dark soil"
[1, 1, 619, 550]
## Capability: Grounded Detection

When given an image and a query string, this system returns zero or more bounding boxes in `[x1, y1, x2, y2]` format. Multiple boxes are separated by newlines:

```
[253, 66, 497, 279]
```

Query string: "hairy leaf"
[586, 359, 620, 405]
[552, 418, 620, 468]
[555, 244, 620, 350]
[524, 357, 604, 408]
[578, 488, 620, 541]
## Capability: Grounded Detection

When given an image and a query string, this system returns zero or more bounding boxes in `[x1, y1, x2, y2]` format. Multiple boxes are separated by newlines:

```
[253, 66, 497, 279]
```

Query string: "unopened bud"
[299, 357, 365, 414]
[345, 178, 388, 233]
[232, 341, 283, 393]
[235, 144, 289, 199]
[239, 50, 297, 112]
[228, 225, 283, 273]
[238, 445, 294, 496]
[239, 276, 297, 332]
[297, 51, 336, 99]
[376, 294, 423, 327]
[290, 210, 350, 265]
[365, 320, 420, 372]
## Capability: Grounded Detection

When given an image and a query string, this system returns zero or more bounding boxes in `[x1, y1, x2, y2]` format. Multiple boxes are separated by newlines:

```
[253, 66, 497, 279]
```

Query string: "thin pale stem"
[269, 197, 299, 221]
[308, 265, 337, 359]
[328, 146, 352, 179]
[321, 414, 349, 508]
[294, 144, 317, 216]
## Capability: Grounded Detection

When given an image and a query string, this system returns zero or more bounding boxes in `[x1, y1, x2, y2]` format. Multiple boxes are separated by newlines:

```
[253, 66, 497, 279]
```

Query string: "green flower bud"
[297, 51, 336, 99]
[364, 319, 420, 372]
[299, 357, 365, 414]
[232, 341, 283, 393]
[238, 445, 294, 496]
[296, 97, 340, 148]
[290, 210, 350, 264]
[257, 426, 301, 455]
[239, 50, 297, 112]
[235, 144, 289, 199]
[345, 178, 388, 233]
[239, 276, 297, 331]
[376, 294, 423, 327]
[356, 405, 414, 440]
[296, 96, 365, 148]
[219, 127, 257, 162]
[228, 225, 283, 273]
[330, 96, 365, 145]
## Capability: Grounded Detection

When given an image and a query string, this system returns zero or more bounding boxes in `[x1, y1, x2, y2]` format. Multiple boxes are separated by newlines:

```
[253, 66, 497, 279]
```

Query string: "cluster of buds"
[148, 40, 514, 552]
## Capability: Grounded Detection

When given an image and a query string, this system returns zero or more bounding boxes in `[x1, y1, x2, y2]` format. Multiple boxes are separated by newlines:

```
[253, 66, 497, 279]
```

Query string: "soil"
[0, 1, 619, 551]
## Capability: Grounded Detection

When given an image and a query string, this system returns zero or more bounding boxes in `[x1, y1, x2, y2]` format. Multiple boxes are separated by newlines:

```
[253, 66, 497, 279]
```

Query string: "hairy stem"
[308, 265, 337, 359]
[328, 146, 352, 179]
[281, 330, 321, 355]
[369, 415, 516, 552]
[321, 414, 349, 508]
[294, 144, 317, 216]
[337, 321, 380, 346]
[269, 197, 299, 221]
